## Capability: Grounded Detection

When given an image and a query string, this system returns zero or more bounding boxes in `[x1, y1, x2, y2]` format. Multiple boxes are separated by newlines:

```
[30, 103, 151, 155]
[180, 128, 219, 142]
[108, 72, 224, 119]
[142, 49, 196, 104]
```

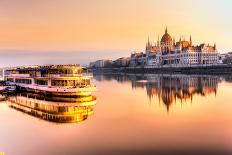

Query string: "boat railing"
[41, 73, 92, 78]
[7, 73, 92, 78]
[6, 74, 31, 78]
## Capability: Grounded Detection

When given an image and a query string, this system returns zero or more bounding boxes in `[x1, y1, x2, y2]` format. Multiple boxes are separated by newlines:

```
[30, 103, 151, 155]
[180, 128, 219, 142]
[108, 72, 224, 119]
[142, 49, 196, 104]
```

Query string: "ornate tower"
[160, 27, 172, 54]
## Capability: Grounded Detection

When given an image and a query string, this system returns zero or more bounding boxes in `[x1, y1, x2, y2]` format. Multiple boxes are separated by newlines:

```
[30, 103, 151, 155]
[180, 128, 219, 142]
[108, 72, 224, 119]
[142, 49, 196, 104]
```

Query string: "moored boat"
[4, 65, 96, 96]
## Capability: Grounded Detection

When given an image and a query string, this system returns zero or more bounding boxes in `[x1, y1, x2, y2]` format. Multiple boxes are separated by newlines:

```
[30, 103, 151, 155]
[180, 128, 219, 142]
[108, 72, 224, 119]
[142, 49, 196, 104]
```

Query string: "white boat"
[4, 65, 96, 96]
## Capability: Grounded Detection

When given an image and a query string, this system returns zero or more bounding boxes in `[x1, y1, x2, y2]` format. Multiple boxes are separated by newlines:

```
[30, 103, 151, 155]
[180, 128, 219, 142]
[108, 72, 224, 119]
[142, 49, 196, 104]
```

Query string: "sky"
[0, 0, 231, 66]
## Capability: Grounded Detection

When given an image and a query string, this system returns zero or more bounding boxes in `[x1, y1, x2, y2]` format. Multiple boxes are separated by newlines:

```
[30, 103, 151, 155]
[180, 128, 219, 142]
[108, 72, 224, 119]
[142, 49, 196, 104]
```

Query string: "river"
[0, 74, 232, 155]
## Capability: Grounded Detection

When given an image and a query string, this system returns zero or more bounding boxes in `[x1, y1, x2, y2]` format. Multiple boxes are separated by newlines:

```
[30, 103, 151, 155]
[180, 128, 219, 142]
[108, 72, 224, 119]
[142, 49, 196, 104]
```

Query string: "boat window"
[15, 79, 32, 84]
[35, 80, 48, 86]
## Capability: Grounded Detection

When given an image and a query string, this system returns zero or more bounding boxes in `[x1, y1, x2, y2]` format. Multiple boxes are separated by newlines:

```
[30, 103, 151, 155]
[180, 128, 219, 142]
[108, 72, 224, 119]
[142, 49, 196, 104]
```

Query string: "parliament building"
[131, 27, 218, 67]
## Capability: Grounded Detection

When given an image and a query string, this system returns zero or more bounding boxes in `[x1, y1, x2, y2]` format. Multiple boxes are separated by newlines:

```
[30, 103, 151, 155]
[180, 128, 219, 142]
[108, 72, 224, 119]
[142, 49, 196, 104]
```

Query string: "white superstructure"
[5, 65, 96, 96]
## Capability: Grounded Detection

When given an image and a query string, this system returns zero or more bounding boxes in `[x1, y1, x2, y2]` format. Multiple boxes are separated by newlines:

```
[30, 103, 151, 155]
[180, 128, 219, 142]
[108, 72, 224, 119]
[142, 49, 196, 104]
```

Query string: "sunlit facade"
[144, 27, 219, 67]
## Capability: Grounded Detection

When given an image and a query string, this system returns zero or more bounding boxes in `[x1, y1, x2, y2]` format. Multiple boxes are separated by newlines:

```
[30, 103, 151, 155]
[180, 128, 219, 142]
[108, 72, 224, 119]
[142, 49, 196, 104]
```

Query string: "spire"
[157, 34, 160, 46]
[179, 35, 182, 42]
[173, 36, 175, 46]
[148, 36, 150, 46]
[146, 36, 152, 51]
[190, 35, 192, 46]
[214, 43, 217, 49]
[165, 26, 168, 34]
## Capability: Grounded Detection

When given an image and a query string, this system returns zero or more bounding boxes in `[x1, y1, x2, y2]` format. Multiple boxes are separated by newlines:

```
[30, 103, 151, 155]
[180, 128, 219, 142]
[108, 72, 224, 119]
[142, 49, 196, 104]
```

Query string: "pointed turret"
[146, 36, 152, 52]
[179, 35, 182, 42]
[165, 26, 168, 34]
[190, 35, 192, 46]
[173, 36, 175, 46]
[157, 34, 160, 47]
[147, 36, 151, 47]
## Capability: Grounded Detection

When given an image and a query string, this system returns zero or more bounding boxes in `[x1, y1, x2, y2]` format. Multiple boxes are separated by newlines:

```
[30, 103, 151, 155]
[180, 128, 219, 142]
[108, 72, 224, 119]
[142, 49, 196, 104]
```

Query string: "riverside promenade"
[91, 64, 232, 75]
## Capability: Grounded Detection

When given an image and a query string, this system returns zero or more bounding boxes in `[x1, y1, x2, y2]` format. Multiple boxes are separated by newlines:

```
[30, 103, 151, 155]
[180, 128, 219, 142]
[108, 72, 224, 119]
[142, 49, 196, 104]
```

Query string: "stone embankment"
[91, 65, 232, 75]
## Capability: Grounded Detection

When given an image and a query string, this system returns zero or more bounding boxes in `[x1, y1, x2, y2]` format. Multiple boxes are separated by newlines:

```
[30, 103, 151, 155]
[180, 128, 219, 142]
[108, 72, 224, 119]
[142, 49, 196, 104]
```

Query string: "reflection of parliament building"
[132, 75, 219, 111]
[130, 27, 218, 67]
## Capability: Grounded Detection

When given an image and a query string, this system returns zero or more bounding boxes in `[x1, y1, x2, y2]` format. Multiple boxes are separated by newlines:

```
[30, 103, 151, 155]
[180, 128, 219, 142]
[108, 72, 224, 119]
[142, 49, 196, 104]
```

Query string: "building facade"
[129, 52, 146, 67]
[91, 59, 113, 68]
[145, 27, 218, 67]
[114, 57, 130, 67]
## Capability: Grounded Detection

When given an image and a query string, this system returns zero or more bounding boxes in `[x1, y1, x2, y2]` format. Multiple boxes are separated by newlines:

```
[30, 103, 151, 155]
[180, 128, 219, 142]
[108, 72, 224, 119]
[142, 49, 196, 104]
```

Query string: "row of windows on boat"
[41, 113, 88, 122]
[11, 104, 89, 122]
[6, 78, 91, 86]
[11, 99, 93, 113]
[11, 69, 84, 75]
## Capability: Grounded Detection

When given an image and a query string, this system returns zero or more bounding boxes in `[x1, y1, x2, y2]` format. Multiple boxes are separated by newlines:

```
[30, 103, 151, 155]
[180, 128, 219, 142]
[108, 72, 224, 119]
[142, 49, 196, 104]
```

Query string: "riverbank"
[91, 64, 232, 75]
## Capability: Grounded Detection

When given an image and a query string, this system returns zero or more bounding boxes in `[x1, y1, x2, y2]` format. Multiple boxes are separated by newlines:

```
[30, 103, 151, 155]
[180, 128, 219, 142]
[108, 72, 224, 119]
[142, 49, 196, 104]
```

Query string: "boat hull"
[16, 84, 96, 97]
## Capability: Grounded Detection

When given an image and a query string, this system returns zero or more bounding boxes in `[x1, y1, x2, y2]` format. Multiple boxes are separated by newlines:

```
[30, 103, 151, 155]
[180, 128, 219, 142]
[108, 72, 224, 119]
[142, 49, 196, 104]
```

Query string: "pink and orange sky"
[0, 0, 231, 66]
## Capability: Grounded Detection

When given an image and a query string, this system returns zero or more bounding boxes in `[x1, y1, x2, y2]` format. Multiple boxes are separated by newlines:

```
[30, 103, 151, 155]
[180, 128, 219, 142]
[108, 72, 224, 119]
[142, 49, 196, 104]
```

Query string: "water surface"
[0, 74, 232, 155]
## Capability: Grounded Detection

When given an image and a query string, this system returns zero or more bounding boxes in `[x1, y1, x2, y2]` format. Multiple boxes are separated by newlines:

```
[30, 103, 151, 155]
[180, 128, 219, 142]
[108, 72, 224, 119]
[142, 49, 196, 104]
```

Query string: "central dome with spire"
[161, 27, 172, 45]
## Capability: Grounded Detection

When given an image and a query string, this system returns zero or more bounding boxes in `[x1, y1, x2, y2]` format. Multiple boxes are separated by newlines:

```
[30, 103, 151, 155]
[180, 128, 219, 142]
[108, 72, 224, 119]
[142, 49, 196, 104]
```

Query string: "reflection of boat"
[7, 93, 97, 123]
[136, 80, 148, 83]
[4, 86, 16, 92]
[5, 65, 96, 97]
[0, 95, 6, 102]
[0, 86, 16, 94]
[0, 86, 5, 92]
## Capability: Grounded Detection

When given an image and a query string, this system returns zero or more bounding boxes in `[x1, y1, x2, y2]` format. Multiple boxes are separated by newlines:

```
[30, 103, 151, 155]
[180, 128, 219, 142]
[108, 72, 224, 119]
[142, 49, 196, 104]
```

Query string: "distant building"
[113, 57, 130, 67]
[91, 28, 220, 68]
[145, 27, 219, 67]
[221, 52, 232, 64]
[89, 62, 95, 68]
[218, 53, 227, 63]
[90, 59, 113, 68]
[227, 52, 232, 57]
[129, 52, 146, 67]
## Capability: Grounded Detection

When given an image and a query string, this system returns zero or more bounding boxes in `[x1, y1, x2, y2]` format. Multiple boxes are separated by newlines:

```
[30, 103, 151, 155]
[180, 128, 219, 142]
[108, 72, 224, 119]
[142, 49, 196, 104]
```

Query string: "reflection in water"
[0, 94, 6, 102]
[7, 93, 97, 123]
[95, 74, 221, 111]
[1, 74, 232, 155]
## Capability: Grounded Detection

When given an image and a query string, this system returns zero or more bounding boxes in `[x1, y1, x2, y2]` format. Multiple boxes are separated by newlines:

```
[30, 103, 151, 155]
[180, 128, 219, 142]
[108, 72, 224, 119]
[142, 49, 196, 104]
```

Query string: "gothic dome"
[161, 28, 172, 45]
